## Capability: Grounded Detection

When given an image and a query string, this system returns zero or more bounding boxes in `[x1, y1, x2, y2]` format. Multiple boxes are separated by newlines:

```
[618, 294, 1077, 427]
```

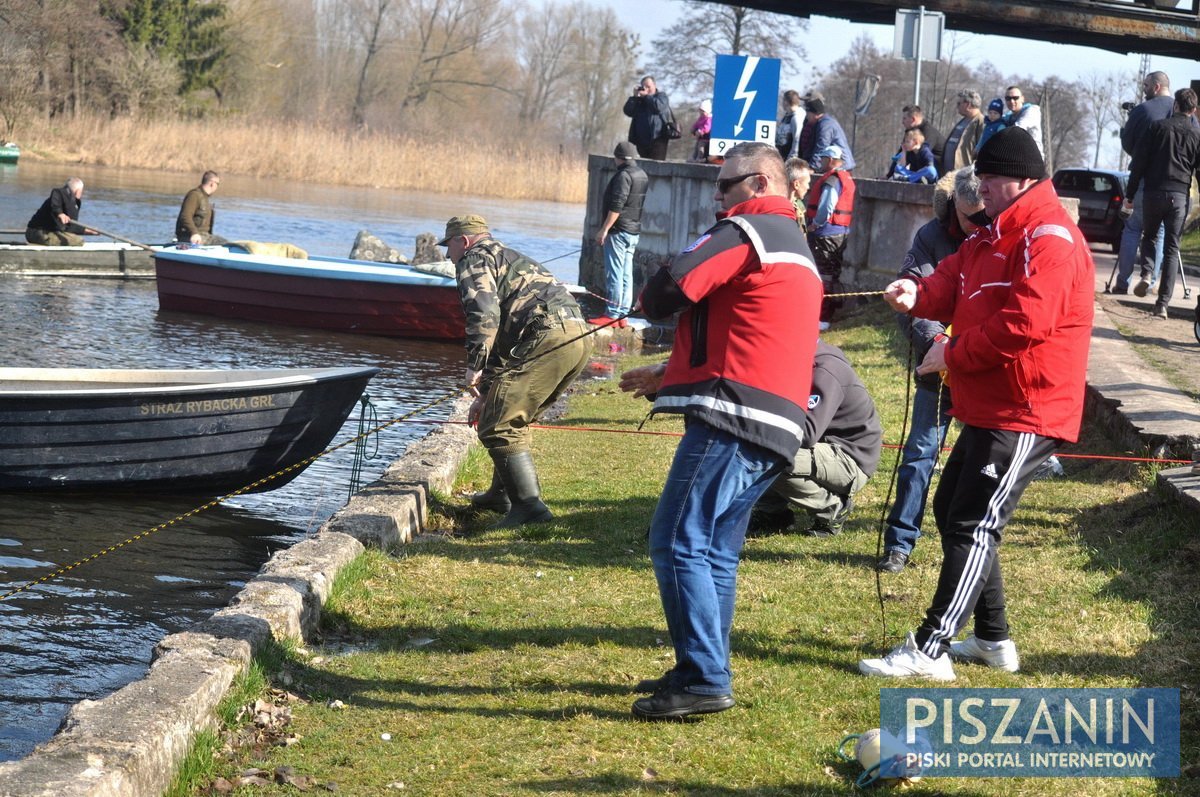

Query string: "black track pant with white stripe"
[914, 426, 1059, 659]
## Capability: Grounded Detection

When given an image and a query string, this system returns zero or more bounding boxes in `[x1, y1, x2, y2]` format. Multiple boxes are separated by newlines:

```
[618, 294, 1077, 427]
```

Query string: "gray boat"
[0, 240, 160, 278]
[0, 366, 379, 494]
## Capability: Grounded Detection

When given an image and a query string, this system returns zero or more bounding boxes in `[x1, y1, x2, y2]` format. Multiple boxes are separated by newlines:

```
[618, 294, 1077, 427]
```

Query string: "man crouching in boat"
[441, 214, 591, 528]
[25, 178, 97, 246]
[176, 170, 231, 246]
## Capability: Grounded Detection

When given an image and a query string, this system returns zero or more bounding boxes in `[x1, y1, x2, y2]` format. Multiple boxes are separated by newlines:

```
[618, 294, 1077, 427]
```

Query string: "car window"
[1054, 172, 1081, 190]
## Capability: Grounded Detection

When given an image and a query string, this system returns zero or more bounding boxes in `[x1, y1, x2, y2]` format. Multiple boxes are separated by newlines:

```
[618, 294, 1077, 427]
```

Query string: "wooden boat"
[154, 247, 465, 340]
[0, 366, 379, 494]
[0, 240, 158, 278]
[0, 143, 18, 164]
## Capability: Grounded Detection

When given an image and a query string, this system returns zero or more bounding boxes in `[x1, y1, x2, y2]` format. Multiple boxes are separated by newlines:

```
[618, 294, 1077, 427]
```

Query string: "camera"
[1121, 101, 1137, 111]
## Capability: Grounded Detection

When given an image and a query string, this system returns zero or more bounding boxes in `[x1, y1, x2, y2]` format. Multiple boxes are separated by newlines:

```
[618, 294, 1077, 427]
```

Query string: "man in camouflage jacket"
[440, 215, 591, 527]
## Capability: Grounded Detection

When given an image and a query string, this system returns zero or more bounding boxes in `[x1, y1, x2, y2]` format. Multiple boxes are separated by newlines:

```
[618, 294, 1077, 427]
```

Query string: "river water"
[0, 161, 585, 761]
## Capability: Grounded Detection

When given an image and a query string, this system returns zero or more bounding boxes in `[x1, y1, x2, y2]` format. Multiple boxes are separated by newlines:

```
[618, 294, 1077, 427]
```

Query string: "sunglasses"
[715, 172, 763, 193]
[1005, 96, 1022, 101]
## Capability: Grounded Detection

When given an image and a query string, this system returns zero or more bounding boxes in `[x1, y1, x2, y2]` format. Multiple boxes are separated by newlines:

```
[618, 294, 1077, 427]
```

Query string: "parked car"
[1051, 168, 1128, 252]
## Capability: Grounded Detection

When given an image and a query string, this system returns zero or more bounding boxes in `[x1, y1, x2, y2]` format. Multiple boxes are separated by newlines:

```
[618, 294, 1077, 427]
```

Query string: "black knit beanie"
[974, 126, 1044, 179]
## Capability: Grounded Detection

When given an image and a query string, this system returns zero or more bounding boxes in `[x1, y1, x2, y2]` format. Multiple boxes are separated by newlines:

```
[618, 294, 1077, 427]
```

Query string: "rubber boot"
[490, 450, 553, 528]
[469, 467, 511, 513]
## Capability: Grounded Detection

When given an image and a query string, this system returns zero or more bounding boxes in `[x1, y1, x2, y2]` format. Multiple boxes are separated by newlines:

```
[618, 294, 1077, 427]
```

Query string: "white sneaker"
[1133, 277, 1151, 297]
[949, 635, 1020, 672]
[858, 632, 956, 681]
[818, 320, 831, 332]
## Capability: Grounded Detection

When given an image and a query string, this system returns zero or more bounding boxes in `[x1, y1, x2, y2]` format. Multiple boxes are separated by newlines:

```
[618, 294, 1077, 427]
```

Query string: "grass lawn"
[173, 300, 1200, 796]
[1180, 228, 1200, 267]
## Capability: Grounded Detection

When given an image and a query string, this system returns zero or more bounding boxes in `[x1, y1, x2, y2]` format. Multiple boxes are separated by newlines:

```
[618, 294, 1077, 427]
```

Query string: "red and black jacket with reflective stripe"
[639, 195, 824, 462]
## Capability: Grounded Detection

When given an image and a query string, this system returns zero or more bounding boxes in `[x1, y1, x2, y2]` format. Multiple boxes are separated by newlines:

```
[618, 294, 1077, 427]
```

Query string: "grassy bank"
[18, 115, 589, 203]
[176, 301, 1198, 796]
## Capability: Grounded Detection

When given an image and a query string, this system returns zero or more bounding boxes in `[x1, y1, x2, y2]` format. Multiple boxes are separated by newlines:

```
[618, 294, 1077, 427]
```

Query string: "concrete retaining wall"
[575, 155, 940, 296]
[575, 161, 1083, 296]
[0, 400, 476, 797]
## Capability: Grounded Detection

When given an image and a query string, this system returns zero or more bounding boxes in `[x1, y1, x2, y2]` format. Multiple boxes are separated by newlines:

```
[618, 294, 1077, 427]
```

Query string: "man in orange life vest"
[805, 144, 855, 329]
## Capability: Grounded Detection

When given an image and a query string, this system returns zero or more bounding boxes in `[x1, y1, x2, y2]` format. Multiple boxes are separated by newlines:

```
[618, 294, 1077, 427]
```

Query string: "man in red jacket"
[859, 126, 1094, 680]
[619, 141, 823, 718]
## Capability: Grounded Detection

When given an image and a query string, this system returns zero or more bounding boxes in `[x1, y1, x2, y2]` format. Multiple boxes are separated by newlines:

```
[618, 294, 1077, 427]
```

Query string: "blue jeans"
[1116, 192, 1163, 291]
[883, 384, 951, 557]
[649, 422, 785, 695]
[602, 229, 638, 316]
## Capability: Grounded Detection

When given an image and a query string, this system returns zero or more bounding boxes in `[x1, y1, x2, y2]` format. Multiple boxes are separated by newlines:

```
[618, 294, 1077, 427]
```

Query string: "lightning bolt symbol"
[732, 56, 760, 137]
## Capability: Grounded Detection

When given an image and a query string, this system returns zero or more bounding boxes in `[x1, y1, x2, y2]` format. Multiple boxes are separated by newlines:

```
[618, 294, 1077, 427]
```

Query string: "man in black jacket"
[751, 341, 882, 537]
[589, 141, 648, 326]
[25, 178, 95, 246]
[623, 76, 673, 161]
[1114, 71, 1175, 294]
[1127, 88, 1200, 318]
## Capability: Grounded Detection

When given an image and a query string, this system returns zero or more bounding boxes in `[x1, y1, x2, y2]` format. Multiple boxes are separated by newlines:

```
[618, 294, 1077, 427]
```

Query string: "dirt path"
[1092, 249, 1200, 403]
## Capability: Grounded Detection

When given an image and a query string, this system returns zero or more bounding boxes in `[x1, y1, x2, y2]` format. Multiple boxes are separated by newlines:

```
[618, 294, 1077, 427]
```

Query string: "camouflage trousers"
[477, 314, 592, 454]
[26, 227, 83, 246]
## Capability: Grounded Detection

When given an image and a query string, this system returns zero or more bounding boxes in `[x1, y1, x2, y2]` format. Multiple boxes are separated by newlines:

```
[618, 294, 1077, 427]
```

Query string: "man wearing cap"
[618, 141, 822, 719]
[859, 126, 1093, 680]
[801, 97, 855, 172]
[805, 144, 855, 327]
[589, 141, 648, 327]
[441, 215, 591, 528]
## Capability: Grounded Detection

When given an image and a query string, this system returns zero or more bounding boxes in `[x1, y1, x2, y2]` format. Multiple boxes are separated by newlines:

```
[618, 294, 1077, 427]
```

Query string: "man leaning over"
[441, 215, 591, 528]
[25, 178, 96, 246]
[619, 142, 823, 719]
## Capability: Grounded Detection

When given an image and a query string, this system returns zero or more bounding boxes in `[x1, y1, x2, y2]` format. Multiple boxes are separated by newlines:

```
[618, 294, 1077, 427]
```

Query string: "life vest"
[805, 169, 855, 228]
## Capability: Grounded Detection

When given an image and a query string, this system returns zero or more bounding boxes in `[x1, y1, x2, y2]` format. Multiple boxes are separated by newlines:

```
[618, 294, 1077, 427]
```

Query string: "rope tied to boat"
[348, 393, 381, 499]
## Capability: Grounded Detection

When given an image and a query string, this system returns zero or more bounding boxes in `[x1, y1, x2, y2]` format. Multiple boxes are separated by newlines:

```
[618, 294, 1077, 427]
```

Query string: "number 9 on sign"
[757, 121, 776, 143]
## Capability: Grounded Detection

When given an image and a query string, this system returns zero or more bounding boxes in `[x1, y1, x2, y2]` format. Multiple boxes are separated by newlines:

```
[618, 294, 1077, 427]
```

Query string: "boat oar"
[86, 225, 156, 252]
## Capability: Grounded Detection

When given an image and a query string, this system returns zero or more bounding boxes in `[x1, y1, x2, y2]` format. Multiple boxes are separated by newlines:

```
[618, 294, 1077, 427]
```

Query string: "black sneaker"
[1153, 303, 1168, 319]
[876, 550, 909, 573]
[632, 687, 735, 720]
[634, 670, 675, 693]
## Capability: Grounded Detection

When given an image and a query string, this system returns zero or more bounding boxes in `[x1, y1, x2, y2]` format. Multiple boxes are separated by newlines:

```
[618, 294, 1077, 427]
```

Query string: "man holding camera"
[623, 76, 674, 161]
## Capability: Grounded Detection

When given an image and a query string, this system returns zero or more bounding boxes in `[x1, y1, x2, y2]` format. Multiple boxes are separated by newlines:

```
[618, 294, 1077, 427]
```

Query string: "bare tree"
[1079, 71, 1127, 169]
[562, 4, 637, 151]
[394, 0, 513, 112]
[644, 1, 808, 103]
[0, 34, 37, 138]
[512, 0, 577, 125]
[346, 0, 399, 128]
[97, 43, 181, 118]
